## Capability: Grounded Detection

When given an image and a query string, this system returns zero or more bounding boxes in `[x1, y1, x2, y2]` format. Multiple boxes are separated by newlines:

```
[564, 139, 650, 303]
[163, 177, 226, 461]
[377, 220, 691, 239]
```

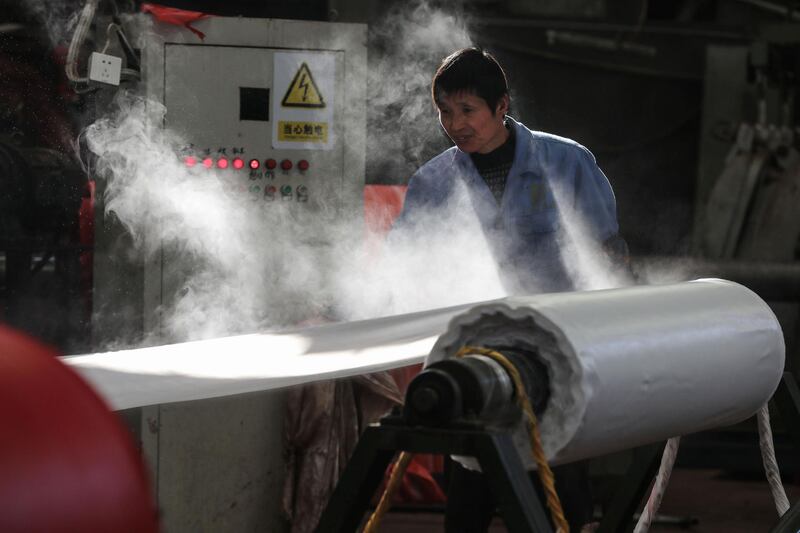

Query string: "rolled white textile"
[65, 277, 784, 464]
[430, 279, 785, 467]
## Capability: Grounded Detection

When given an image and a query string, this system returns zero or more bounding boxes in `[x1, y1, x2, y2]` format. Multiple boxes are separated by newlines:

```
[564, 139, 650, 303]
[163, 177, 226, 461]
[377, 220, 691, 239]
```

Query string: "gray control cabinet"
[142, 17, 366, 334]
[94, 17, 367, 532]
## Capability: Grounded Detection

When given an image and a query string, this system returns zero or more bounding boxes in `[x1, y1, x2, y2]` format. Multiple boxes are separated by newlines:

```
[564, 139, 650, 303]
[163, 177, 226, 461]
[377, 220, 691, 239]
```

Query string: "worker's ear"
[495, 94, 509, 116]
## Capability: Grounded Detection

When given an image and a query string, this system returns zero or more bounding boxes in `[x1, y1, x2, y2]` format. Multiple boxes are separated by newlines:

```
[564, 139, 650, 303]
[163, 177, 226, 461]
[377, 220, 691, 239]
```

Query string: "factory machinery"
[311, 279, 797, 532]
[61, 278, 800, 532]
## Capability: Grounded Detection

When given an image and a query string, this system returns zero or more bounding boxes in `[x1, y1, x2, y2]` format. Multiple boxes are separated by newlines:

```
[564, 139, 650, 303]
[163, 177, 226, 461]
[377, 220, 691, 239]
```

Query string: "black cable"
[30, 250, 54, 275]
[109, 0, 140, 71]
[112, 23, 140, 71]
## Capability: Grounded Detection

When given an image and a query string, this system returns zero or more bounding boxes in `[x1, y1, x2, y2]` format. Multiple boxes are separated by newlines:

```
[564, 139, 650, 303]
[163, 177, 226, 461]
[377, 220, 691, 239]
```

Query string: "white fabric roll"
[66, 278, 784, 468]
[430, 279, 785, 467]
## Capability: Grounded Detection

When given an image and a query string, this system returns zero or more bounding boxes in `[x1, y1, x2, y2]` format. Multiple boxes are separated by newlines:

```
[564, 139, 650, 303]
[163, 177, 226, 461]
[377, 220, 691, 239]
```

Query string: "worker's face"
[436, 91, 509, 154]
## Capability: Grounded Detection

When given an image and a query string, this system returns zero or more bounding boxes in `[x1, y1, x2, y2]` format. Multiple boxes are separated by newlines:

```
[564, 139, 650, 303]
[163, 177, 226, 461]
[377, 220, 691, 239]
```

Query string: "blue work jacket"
[394, 117, 620, 293]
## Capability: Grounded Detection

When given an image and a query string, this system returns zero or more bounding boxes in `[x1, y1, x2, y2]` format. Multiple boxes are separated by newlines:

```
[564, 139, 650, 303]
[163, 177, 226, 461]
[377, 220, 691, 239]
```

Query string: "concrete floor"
[649, 468, 799, 533]
[378, 467, 800, 532]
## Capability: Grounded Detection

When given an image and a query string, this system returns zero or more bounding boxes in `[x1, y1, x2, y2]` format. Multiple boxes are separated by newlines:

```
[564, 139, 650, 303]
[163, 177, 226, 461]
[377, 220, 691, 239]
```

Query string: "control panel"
[182, 155, 313, 202]
[164, 43, 347, 214]
[133, 17, 366, 333]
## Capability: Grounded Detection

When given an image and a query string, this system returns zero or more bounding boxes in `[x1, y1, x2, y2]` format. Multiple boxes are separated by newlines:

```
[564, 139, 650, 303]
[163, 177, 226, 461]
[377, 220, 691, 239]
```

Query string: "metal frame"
[316, 420, 554, 533]
[316, 411, 673, 533]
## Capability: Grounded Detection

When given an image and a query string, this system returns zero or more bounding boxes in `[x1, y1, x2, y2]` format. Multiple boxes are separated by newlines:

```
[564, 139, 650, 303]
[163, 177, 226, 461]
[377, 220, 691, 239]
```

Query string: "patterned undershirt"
[469, 123, 516, 205]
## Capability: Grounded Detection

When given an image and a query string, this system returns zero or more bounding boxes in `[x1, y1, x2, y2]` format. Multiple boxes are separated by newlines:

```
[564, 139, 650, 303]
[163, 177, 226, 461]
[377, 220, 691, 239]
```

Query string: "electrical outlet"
[88, 52, 122, 86]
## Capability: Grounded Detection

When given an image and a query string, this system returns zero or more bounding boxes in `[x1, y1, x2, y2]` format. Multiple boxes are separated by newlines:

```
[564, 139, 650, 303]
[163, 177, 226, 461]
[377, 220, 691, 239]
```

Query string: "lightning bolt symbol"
[298, 74, 309, 101]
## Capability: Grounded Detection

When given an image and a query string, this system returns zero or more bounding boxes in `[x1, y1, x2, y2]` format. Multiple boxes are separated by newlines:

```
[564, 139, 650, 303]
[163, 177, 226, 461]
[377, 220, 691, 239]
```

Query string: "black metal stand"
[317, 370, 800, 533]
[596, 441, 666, 533]
[314, 419, 554, 533]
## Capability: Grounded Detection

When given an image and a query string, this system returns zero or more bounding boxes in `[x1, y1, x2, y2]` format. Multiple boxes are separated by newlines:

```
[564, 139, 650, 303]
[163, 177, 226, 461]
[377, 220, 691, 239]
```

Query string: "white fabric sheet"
[64, 302, 476, 411]
[65, 280, 784, 467]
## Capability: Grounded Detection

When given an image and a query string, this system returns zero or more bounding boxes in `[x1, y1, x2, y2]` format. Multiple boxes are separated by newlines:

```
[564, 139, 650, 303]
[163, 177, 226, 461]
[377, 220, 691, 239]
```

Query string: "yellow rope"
[362, 451, 413, 533]
[455, 346, 569, 533]
[361, 346, 568, 533]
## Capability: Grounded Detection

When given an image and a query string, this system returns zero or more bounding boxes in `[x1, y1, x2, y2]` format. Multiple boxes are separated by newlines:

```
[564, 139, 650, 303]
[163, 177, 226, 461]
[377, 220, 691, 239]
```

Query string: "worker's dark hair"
[432, 47, 509, 114]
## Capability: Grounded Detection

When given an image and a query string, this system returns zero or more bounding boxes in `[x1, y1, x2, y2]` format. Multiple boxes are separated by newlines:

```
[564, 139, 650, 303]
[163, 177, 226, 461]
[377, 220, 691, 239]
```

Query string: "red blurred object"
[141, 3, 210, 39]
[249, 159, 260, 169]
[202, 157, 213, 168]
[265, 158, 277, 170]
[386, 364, 446, 505]
[363, 184, 408, 239]
[375, 451, 447, 505]
[362, 185, 445, 504]
[0, 326, 159, 533]
[232, 158, 244, 169]
[298, 159, 309, 171]
[185, 155, 197, 167]
[280, 159, 293, 171]
[216, 157, 228, 169]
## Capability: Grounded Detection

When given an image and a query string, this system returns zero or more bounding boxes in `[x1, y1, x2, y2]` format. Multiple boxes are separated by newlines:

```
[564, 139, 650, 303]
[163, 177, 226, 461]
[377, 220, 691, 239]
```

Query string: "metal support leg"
[475, 432, 554, 533]
[597, 442, 666, 533]
[315, 423, 553, 533]
[315, 426, 396, 533]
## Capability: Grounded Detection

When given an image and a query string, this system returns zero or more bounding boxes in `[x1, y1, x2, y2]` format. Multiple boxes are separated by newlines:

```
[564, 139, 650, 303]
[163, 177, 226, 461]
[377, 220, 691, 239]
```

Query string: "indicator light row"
[184, 156, 310, 171]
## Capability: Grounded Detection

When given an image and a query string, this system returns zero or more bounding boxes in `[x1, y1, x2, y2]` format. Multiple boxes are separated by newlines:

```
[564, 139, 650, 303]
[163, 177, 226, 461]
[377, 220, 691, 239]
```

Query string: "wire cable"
[66, 0, 99, 84]
[101, 22, 120, 54]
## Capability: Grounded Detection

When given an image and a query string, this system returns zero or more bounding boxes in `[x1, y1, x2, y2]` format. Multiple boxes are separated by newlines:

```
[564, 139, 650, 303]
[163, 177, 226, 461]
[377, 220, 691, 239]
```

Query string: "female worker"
[393, 47, 631, 532]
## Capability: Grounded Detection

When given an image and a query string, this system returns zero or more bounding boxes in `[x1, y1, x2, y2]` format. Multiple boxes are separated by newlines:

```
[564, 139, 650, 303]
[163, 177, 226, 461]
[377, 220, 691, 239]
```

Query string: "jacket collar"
[451, 116, 529, 191]
[452, 116, 528, 171]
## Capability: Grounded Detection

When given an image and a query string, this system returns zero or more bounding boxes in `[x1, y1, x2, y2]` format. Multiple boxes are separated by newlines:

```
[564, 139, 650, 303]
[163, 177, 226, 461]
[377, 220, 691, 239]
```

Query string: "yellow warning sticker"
[277, 121, 328, 143]
[281, 63, 325, 108]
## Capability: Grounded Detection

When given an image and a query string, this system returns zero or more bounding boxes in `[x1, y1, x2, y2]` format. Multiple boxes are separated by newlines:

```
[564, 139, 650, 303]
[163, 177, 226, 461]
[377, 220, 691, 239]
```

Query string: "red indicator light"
[217, 158, 229, 169]
[202, 157, 213, 168]
[185, 156, 197, 167]
[249, 159, 260, 169]
[265, 158, 277, 170]
[281, 159, 293, 171]
[298, 159, 309, 171]
[232, 158, 244, 170]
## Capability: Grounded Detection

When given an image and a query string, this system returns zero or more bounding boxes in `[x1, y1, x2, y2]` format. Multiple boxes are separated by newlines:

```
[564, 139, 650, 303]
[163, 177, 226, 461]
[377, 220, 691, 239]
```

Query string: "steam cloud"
[22, 0, 102, 46]
[85, 95, 333, 341]
[82, 1, 626, 348]
[81, 4, 508, 346]
[367, 2, 472, 178]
